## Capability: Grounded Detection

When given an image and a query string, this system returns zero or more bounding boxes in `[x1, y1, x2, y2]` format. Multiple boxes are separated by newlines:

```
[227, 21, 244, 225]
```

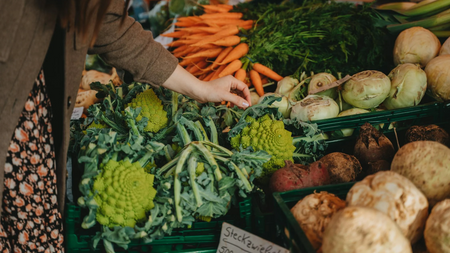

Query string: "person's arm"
[88, 0, 251, 108]
[162, 65, 250, 108]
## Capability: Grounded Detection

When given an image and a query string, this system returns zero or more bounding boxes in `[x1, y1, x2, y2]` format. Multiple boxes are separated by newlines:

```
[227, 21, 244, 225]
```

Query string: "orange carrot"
[200, 12, 243, 20]
[221, 43, 249, 65]
[177, 16, 202, 23]
[211, 46, 233, 70]
[173, 44, 189, 53]
[173, 46, 197, 58]
[175, 21, 198, 27]
[261, 76, 269, 84]
[219, 59, 242, 77]
[179, 57, 206, 67]
[184, 47, 223, 59]
[234, 68, 246, 82]
[166, 40, 189, 48]
[201, 19, 252, 27]
[189, 26, 239, 47]
[252, 63, 283, 82]
[211, 64, 227, 81]
[212, 36, 241, 47]
[201, 5, 229, 13]
[188, 60, 209, 74]
[216, 4, 234, 11]
[161, 31, 187, 38]
[250, 70, 264, 96]
[203, 71, 216, 81]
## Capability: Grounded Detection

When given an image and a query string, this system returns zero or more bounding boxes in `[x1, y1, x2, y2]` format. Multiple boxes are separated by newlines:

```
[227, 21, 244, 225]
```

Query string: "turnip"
[346, 171, 429, 244]
[322, 206, 412, 253]
[390, 141, 450, 206]
[424, 199, 450, 253]
[290, 192, 346, 250]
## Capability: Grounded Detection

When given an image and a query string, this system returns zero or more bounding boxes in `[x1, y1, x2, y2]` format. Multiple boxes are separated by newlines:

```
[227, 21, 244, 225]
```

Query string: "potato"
[390, 141, 450, 206]
[405, 125, 449, 147]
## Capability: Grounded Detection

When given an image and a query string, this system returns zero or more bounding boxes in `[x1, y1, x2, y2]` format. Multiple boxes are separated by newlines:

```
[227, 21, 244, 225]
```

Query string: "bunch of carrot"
[162, 4, 283, 98]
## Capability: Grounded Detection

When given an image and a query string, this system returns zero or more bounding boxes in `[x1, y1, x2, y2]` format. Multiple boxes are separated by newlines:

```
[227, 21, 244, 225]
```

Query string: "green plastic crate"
[65, 197, 252, 253]
[273, 183, 355, 253]
[315, 101, 446, 138]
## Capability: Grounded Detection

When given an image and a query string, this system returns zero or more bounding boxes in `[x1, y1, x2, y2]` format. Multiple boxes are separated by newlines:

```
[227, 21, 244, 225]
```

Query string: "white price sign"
[71, 107, 84, 120]
[217, 222, 289, 253]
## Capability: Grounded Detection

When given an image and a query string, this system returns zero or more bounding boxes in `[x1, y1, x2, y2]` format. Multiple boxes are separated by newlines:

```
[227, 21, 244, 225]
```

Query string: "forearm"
[161, 65, 210, 103]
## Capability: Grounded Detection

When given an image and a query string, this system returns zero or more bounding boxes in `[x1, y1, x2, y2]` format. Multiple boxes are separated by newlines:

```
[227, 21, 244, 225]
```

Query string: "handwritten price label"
[217, 223, 289, 253]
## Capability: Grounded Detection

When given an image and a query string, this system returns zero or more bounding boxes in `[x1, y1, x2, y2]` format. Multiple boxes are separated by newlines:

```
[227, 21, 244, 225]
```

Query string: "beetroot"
[270, 160, 330, 193]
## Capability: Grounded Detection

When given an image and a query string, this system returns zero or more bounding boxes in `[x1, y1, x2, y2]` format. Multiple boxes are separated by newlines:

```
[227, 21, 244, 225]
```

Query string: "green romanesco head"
[93, 159, 157, 228]
[230, 115, 295, 175]
[128, 89, 168, 133]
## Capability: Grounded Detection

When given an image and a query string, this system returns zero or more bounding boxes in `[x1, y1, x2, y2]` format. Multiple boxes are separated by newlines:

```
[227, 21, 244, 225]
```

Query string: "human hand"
[162, 65, 251, 109]
[199, 76, 251, 109]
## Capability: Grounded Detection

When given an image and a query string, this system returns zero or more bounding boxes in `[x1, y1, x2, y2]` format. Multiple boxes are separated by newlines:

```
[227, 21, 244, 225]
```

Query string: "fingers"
[223, 92, 250, 109]
[228, 76, 252, 107]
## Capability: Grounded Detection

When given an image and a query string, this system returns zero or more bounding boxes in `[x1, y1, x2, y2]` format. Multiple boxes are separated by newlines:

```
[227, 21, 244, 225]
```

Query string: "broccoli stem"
[124, 107, 141, 137]
[137, 150, 154, 168]
[214, 156, 253, 192]
[157, 156, 180, 176]
[180, 117, 204, 142]
[171, 91, 179, 119]
[187, 156, 203, 208]
[204, 116, 219, 145]
[292, 133, 327, 145]
[192, 142, 223, 181]
[174, 145, 194, 222]
[200, 141, 233, 157]
[195, 120, 210, 142]
[176, 122, 192, 147]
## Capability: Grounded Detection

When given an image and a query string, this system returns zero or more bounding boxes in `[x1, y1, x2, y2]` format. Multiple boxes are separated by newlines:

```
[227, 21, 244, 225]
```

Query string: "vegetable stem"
[174, 145, 193, 222]
[192, 142, 223, 181]
[187, 156, 203, 208]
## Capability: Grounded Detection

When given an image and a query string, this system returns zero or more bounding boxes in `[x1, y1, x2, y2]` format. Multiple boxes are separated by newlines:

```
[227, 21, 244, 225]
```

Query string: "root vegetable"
[346, 171, 429, 244]
[80, 70, 113, 90]
[390, 141, 450, 206]
[383, 63, 427, 110]
[405, 124, 450, 147]
[316, 152, 362, 184]
[393, 27, 441, 67]
[341, 70, 391, 109]
[290, 192, 346, 250]
[322, 206, 412, 253]
[269, 160, 330, 193]
[76, 90, 101, 113]
[354, 123, 395, 178]
[275, 76, 299, 96]
[424, 199, 450, 253]
[250, 92, 260, 106]
[290, 95, 339, 122]
[424, 55, 450, 101]
[337, 108, 370, 137]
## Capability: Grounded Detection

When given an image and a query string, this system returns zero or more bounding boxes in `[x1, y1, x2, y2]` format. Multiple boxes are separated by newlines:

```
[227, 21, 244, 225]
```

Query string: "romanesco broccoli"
[128, 89, 168, 133]
[230, 114, 295, 179]
[93, 159, 157, 228]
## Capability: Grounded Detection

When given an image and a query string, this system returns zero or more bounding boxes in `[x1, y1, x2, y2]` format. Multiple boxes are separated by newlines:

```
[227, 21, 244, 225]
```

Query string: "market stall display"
[65, 0, 450, 252]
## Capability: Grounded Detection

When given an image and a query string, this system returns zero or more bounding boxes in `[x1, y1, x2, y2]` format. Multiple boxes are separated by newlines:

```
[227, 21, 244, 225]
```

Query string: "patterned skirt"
[0, 70, 64, 252]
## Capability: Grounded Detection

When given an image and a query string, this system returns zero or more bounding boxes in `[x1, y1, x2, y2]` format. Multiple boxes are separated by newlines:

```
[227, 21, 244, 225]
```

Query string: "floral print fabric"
[0, 70, 64, 252]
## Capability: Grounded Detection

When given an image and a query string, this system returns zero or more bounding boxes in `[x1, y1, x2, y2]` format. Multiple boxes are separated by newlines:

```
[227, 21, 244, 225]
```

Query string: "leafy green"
[234, 1, 394, 77]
